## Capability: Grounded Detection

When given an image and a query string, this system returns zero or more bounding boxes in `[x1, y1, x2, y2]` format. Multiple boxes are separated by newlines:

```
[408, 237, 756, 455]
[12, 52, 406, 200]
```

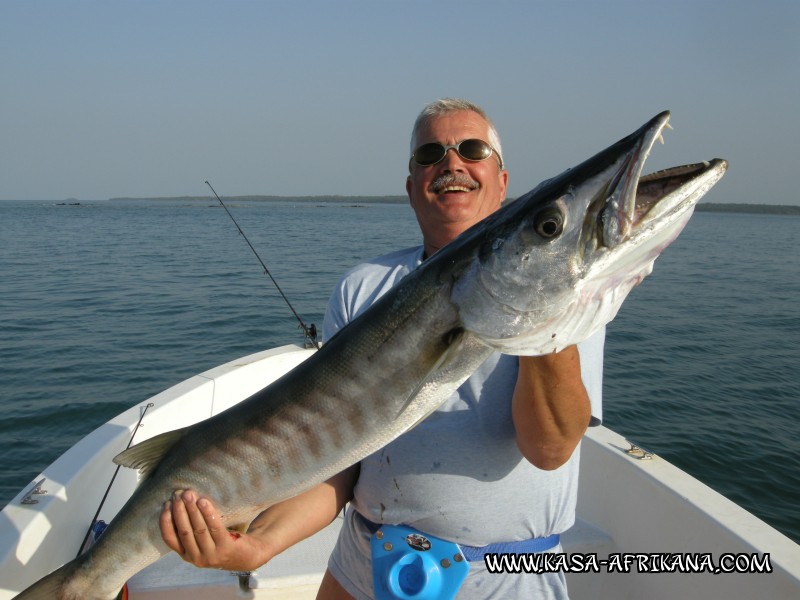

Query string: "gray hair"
[409, 98, 504, 168]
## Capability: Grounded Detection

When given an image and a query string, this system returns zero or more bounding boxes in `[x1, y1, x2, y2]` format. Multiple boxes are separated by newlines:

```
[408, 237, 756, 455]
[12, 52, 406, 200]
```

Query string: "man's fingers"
[159, 500, 185, 555]
[182, 491, 227, 556]
[159, 489, 245, 568]
[171, 490, 239, 566]
[170, 490, 205, 560]
[196, 495, 233, 546]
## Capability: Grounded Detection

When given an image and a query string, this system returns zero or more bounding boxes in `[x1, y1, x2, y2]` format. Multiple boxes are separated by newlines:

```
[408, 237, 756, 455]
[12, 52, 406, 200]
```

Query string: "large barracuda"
[15, 111, 726, 599]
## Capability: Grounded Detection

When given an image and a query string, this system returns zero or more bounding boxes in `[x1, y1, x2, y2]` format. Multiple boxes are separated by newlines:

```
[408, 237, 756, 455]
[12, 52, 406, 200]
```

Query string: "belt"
[358, 512, 561, 562]
[459, 534, 561, 561]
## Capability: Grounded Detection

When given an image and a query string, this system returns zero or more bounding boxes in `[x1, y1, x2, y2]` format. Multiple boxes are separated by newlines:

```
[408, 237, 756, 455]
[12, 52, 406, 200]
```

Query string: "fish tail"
[13, 561, 78, 600]
[13, 559, 127, 600]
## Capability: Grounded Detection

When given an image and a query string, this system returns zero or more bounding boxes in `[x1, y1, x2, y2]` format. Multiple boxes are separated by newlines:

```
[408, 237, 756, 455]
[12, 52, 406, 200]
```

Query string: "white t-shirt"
[323, 245, 605, 599]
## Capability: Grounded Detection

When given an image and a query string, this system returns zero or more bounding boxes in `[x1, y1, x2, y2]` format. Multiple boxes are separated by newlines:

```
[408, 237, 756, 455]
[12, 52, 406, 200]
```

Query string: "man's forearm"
[246, 464, 359, 563]
[511, 346, 591, 470]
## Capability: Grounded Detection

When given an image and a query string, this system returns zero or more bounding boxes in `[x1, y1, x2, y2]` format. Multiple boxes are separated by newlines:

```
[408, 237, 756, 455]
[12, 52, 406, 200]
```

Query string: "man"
[161, 99, 604, 599]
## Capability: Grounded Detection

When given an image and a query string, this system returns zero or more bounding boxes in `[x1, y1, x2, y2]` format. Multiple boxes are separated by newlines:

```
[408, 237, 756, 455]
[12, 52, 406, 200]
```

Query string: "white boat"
[2, 344, 799, 599]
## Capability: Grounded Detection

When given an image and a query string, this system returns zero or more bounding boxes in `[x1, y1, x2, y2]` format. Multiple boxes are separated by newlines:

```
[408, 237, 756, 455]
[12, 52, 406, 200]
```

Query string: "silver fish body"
[14, 111, 726, 599]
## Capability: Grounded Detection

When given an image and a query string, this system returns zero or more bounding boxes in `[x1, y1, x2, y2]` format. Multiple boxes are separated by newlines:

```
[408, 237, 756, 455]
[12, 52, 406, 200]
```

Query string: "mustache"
[428, 173, 480, 194]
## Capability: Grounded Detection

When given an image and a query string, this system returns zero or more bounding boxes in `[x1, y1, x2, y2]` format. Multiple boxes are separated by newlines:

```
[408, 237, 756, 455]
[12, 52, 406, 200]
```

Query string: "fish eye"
[534, 209, 564, 238]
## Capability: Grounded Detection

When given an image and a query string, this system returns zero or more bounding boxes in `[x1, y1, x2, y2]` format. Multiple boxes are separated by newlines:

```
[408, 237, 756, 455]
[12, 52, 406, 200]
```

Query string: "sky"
[1, 0, 798, 204]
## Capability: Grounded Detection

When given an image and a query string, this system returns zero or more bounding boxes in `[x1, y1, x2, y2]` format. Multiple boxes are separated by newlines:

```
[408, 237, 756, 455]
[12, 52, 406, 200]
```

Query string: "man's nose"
[439, 147, 466, 170]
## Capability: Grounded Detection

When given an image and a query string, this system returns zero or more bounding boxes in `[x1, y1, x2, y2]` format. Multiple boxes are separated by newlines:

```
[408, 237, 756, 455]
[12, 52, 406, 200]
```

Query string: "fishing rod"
[205, 181, 320, 349]
[76, 402, 154, 558]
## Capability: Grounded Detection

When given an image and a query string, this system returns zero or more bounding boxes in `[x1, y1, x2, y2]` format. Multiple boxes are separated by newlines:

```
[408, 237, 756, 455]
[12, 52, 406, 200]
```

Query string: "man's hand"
[159, 466, 359, 573]
[160, 490, 270, 571]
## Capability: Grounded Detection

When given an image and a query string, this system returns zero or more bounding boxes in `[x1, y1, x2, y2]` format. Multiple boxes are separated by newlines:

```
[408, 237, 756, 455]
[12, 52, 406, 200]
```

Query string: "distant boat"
[2, 344, 799, 599]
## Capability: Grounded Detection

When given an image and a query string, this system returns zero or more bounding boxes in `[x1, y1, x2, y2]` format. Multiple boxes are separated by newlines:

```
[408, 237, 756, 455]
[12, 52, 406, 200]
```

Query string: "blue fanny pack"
[364, 516, 560, 600]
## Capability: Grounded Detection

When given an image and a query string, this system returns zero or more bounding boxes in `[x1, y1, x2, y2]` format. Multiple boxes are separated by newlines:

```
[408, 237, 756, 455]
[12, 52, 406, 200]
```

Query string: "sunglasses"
[410, 139, 503, 170]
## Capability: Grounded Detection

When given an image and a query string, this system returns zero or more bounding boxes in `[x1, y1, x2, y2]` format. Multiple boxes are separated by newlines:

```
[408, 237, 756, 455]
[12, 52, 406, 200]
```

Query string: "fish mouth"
[634, 161, 726, 223]
[593, 111, 727, 250]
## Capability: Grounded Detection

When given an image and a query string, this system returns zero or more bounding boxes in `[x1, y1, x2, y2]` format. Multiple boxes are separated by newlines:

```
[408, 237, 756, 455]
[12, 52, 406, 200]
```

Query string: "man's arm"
[160, 464, 359, 571]
[511, 346, 591, 470]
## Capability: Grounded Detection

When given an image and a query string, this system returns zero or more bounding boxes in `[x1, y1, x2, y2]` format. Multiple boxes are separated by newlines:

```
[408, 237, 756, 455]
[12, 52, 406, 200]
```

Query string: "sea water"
[0, 199, 798, 544]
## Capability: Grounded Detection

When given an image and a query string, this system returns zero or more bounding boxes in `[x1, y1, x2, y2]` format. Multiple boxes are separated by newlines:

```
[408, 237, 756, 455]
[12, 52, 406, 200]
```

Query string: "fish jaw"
[449, 112, 727, 355]
[588, 159, 728, 290]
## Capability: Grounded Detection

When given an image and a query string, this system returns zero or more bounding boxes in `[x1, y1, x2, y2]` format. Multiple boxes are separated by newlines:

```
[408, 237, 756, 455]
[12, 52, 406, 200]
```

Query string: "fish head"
[448, 110, 727, 355]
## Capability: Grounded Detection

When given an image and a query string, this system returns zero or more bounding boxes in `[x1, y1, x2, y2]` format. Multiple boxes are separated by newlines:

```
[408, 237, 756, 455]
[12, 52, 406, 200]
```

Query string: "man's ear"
[498, 169, 509, 203]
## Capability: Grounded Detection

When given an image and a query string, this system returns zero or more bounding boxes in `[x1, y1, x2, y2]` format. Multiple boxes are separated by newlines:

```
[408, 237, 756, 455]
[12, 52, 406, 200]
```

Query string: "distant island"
[107, 196, 800, 215]
[693, 203, 800, 216]
[109, 195, 409, 204]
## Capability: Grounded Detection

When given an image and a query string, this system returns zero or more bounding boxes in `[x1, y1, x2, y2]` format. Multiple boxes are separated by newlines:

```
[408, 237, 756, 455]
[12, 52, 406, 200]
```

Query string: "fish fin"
[395, 327, 465, 423]
[113, 429, 187, 479]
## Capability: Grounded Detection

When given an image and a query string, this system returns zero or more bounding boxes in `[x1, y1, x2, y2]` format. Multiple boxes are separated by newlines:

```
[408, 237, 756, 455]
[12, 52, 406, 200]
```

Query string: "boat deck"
[3, 346, 799, 599]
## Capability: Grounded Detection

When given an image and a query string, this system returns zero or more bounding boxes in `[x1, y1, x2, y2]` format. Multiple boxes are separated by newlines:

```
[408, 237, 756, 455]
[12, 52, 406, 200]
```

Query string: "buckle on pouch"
[370, 524, 469, 600]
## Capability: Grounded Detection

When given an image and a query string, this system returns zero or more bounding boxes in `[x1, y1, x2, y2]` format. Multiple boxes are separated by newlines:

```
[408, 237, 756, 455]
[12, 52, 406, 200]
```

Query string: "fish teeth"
[658, 122, 672, 144]
[657, 122, 673, 145]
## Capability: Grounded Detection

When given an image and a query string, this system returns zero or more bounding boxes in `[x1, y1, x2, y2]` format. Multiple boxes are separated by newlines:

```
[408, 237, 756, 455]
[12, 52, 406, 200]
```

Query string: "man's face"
[406, 110, 508, 256]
